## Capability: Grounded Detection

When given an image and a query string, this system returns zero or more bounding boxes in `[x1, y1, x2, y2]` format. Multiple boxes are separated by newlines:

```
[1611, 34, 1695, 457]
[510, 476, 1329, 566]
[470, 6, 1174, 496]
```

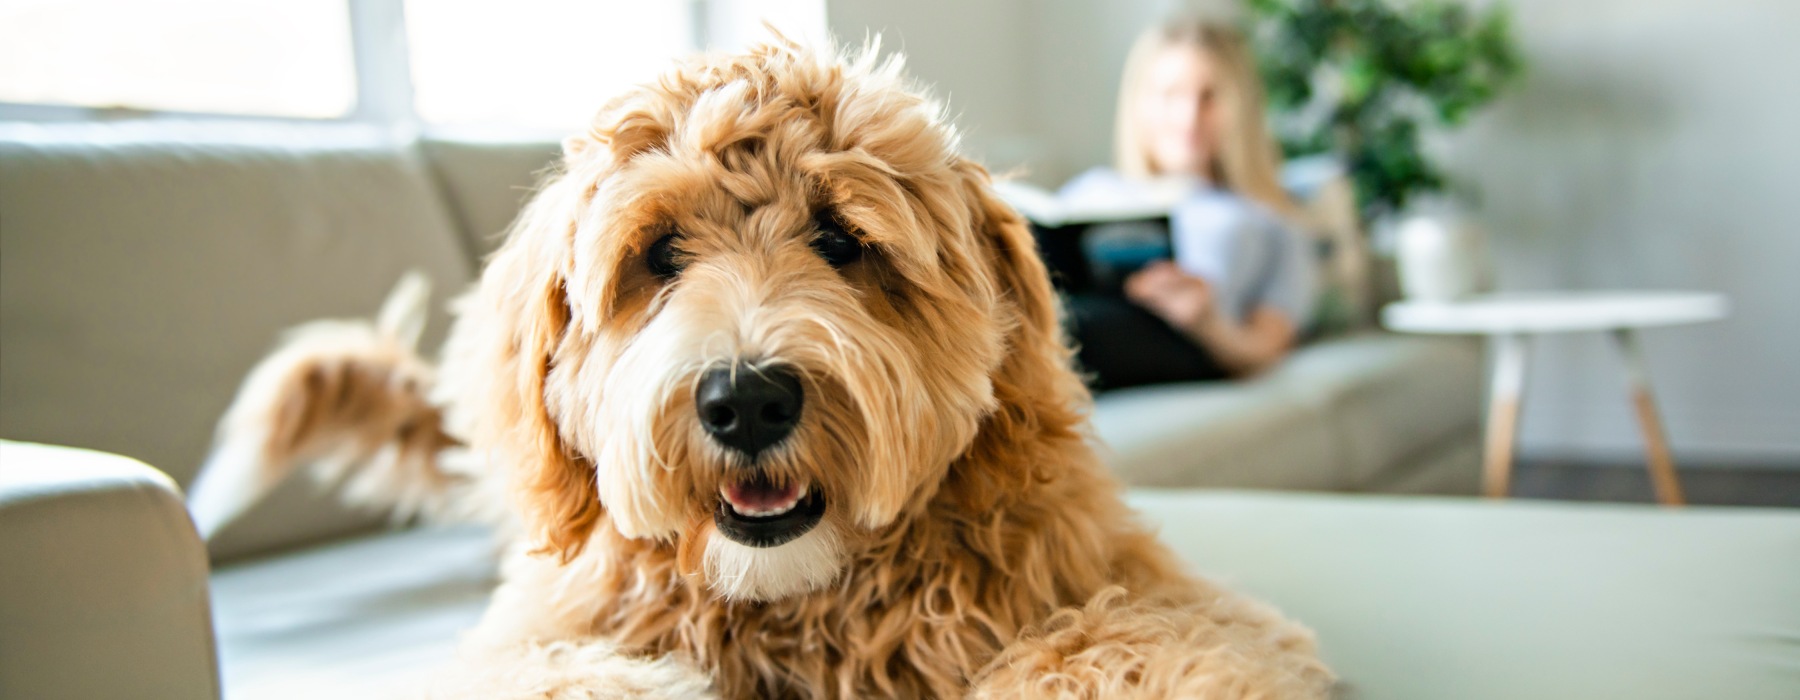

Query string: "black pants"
[1063, 293, 1226, 392]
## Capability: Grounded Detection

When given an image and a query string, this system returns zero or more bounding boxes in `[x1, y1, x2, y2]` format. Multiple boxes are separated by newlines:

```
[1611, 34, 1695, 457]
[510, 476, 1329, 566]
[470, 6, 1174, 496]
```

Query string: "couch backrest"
[0, 122, 476, 561]
[417, 136, 562, 261]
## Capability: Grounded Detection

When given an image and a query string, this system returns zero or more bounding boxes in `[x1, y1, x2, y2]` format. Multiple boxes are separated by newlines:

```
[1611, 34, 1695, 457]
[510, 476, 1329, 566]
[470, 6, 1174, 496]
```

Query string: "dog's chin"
[702, 471, 840, 601]
[702, 519, 844, 602]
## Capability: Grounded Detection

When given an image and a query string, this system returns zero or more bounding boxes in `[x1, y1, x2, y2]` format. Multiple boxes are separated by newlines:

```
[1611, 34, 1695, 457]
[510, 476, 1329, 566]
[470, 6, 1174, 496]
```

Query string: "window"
[0, 0, 827, 128]
[404, 1, 695, 129]
[0, 0, 356, 118]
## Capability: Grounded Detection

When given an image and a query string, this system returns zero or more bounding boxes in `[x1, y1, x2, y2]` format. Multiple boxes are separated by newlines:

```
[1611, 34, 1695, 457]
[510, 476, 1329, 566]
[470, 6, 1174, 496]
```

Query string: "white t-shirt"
[1058, 168, 1317, 327]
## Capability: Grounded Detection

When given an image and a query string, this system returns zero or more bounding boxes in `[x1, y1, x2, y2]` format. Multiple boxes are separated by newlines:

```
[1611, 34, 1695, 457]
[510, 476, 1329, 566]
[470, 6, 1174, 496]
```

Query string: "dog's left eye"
[646, 233, 685, 278]
[810, 215, 864, 268]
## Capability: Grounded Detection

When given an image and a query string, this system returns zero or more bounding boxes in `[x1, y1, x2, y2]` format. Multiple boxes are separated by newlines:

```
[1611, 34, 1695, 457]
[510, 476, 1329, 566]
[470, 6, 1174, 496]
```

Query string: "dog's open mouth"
[714, 473, 825, 548]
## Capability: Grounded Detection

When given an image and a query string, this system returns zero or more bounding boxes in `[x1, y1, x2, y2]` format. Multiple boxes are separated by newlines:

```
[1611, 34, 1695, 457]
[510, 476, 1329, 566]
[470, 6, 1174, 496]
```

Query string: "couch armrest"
[0, 441, 220, 700]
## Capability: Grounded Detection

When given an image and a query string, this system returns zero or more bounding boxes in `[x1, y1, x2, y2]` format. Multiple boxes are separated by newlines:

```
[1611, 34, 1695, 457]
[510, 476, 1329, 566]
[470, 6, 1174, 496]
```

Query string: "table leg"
[1483, 334, 1530, 498]
[1610, 329, 1687, 506]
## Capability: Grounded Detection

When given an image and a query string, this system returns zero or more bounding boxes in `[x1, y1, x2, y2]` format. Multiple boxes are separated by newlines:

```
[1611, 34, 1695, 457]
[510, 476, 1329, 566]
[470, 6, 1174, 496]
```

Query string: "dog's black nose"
[696, 364, 804, 458]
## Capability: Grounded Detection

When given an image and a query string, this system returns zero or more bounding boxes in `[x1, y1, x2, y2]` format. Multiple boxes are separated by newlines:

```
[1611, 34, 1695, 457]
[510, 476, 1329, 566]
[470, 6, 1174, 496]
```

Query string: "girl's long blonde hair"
[1114, 17, 1298, 218]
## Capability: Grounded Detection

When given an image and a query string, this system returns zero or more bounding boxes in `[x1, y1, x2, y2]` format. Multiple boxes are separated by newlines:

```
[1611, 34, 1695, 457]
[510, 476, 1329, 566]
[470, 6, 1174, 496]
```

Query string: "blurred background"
[833, 0, 1800, 480]
[5, 0, 1794, 493]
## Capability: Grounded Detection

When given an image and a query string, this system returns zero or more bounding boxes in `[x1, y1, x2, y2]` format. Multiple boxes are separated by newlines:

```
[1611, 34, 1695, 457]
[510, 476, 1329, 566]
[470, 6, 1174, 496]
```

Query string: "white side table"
[1383, 291, 1730, 505]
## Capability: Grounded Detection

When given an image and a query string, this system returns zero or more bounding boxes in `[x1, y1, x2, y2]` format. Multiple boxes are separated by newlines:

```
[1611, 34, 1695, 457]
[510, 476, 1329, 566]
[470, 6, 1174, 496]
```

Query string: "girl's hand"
[1123, 261, 1214, 331]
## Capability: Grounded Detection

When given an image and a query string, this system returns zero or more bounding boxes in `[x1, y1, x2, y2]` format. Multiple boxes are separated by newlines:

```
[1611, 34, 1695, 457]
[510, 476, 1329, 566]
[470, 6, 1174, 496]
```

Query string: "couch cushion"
[1276, 333, 1483, 488]
[1130, 491, 1800, 700]
[210, 525, 494, 699]
[210, 492, 1800, 699]
[1090, 376, 1343, 490]
[0, 122, 476, 561]
[1091, 333, 1482, 491]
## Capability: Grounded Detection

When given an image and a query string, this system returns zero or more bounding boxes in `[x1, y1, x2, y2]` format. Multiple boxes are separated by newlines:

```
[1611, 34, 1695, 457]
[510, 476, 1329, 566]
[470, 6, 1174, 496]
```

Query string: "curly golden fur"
[194, 36, 1331, 699]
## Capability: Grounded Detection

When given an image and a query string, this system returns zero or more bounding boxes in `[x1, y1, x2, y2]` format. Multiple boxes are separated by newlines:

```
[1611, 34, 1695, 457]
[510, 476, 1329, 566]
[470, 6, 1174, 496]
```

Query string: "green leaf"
[1248, 0, 1524, 225]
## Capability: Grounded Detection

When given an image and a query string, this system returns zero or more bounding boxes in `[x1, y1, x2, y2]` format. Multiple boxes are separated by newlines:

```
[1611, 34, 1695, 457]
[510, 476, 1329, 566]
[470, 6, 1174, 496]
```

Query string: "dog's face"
[455, 42, 1067, 601]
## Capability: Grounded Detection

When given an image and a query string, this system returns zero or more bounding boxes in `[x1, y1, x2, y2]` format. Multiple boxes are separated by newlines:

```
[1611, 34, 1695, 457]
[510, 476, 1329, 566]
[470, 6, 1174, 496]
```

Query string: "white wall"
[826, 0, 1044, 173]
[828, 0, 1800, 467]
[1437, 0, 1800, 464]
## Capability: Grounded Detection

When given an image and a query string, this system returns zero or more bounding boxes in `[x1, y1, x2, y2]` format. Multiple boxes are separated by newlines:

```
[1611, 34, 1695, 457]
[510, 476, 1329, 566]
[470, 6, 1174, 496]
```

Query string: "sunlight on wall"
[706, 0, 828, 54]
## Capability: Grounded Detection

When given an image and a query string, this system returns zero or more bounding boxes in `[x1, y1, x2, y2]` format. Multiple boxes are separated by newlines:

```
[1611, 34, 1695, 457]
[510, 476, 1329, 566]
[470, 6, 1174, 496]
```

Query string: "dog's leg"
[969, 587, 1334, 699]
[426, 638, 718, 700]
[187, 272, 479, 538]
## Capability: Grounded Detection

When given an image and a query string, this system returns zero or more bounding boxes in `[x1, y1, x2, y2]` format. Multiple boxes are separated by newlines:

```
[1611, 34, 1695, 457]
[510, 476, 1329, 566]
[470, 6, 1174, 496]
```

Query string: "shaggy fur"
[192, 37, 1332, 699]
[187, 272, 475, 539]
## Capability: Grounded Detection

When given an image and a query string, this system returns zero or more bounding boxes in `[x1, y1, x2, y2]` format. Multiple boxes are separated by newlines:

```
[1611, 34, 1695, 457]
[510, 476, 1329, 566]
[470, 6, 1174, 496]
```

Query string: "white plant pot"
[1395, 213, 1491, 301]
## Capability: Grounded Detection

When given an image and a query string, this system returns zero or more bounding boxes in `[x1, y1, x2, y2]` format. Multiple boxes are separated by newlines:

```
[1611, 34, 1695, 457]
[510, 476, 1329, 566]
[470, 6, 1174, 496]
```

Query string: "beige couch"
[0, 122, 1481, 562]
[6, 440, 1796, 700]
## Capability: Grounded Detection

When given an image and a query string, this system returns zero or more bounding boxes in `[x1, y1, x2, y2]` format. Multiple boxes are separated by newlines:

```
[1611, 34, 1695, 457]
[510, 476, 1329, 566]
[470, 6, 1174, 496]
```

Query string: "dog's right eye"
[646, 233, 684, 278]
[810, 215, 864, 269]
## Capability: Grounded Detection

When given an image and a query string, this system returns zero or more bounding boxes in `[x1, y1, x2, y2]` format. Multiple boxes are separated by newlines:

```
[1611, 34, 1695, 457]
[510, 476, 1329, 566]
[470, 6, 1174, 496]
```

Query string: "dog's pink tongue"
[725, 479, 801, 511]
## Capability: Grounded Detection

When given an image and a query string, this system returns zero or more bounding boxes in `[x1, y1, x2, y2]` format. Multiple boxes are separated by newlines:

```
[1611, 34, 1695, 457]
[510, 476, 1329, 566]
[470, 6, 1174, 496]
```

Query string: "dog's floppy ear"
[463, 167, 604, 562]
[956, 161, 1083, 402]
[952, 161, 1090, 486]
[464, 96, 670, 562]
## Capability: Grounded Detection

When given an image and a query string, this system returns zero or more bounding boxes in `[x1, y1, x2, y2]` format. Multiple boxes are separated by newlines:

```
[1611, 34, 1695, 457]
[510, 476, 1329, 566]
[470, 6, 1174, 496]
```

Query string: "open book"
[989, 179, 1180, 227]
[990, 158, 1352, 298]
[991, 179, 1178, 295]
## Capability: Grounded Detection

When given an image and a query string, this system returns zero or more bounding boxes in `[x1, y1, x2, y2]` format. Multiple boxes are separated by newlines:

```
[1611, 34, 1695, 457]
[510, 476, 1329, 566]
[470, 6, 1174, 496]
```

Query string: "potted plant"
[1247, 0, 1523, 300]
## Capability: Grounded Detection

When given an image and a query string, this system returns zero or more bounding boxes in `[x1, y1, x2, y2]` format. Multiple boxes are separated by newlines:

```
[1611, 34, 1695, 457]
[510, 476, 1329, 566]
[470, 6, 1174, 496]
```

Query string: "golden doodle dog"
[188, 37, 1332, 699]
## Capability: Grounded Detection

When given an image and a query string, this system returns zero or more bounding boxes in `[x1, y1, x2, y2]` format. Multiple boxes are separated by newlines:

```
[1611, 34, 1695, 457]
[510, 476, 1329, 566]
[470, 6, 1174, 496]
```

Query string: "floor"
[1513, 458, 1800, 508]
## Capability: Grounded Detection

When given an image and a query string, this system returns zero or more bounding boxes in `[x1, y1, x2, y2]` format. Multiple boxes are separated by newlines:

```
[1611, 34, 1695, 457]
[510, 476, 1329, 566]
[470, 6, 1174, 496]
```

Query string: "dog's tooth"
[729, 497, 800, 518]
[720, 481, 810, 518]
